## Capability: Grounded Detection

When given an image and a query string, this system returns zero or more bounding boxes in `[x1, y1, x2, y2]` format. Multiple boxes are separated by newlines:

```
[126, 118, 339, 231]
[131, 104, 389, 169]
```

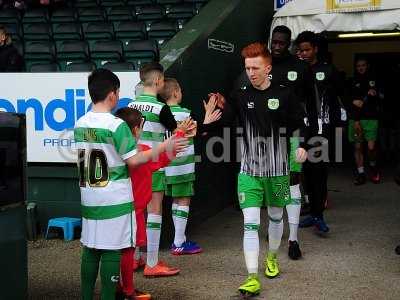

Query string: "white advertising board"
[0, 72, 140, 163]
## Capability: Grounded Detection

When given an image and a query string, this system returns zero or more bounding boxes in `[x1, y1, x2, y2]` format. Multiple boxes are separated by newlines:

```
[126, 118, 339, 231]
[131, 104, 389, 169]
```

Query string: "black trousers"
[303, 161, 328, 218]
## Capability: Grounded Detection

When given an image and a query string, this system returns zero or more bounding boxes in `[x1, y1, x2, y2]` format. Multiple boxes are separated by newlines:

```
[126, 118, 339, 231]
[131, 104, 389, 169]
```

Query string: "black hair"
[272, 25, 292, 42]
[115, 107, 142, 130]
[295, 31, 318, 47]
[355, 56, 369, 64]
[88, 68, 120, 104]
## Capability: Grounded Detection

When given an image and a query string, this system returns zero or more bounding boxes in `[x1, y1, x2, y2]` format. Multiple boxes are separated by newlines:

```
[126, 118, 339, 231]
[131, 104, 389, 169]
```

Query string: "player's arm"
[287, 90, 308, 162]
[351, 79, 363, 121]
[300, 65, 319, 138]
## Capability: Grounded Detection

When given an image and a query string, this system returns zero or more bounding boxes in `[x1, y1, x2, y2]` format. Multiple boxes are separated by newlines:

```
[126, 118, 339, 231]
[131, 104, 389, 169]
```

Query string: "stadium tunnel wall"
[27, 0, 275, 245]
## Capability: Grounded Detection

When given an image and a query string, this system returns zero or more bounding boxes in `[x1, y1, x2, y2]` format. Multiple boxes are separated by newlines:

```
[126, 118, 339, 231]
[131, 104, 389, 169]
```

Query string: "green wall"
[27, 0, 275, 241]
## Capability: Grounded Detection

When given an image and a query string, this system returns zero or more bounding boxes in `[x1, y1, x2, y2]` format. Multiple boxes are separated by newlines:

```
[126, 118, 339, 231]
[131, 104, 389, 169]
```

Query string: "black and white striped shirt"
[227, 83, 306, 177]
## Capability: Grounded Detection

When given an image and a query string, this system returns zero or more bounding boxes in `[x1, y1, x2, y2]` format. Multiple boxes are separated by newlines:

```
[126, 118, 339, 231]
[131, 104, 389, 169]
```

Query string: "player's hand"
[203, 95, 217, 114]
[204, 109, 222, 125]
[353, 99, 363, 108]
[295, 147, 307, 163]
[208, 92, 226, 110]
[368, 89, 377, 97]
[354, 121, 362, 138]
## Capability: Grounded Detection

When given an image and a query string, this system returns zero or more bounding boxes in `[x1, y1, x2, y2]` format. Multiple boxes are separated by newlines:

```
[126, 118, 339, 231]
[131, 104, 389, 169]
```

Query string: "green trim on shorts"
[289, 137, 302, 173]
[152, 171, 165, 192]
[165, 181, 194, 198]
[237, 173, 290, 209]
[348, 119, 378, 143]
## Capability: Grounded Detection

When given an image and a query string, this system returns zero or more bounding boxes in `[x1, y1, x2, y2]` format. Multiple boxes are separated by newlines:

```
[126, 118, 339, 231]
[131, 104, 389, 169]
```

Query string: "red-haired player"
[205, 42, 308, 297]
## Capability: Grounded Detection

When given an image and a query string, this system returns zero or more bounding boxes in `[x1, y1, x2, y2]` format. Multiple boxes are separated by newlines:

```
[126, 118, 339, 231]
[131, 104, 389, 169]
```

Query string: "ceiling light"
[338, 32, 400, 38]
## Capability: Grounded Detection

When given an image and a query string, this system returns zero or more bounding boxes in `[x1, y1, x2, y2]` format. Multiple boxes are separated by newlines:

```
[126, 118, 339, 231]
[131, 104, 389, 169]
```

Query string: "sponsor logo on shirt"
[369, 81, 376, 87]
[316, 72, 325, 81]
[267, 98, 280, 110]
[287, 71, 298, 81]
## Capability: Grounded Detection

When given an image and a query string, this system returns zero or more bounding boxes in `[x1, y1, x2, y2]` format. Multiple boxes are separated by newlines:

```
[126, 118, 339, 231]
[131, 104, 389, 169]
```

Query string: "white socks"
[286, 184, 301, 242]
[268, 206, 283, 253]
[173, 205, 189, 247]
[242, 207, 260, 274]
[146, 214, 162, 267]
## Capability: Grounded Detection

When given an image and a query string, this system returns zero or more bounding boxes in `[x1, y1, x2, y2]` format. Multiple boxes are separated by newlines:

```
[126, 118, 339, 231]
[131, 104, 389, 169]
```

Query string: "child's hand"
[185, 120, 197, 138]
[177, 117, 196, 134]
[165, 134, 189, 155]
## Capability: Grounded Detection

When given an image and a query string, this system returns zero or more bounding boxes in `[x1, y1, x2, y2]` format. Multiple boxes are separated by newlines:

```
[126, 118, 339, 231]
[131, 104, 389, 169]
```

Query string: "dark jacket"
[0, 43, 24, 72]
[351, 73, 380, 121]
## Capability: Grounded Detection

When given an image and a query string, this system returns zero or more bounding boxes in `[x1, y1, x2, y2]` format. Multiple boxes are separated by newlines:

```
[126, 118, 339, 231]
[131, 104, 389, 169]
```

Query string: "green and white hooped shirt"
[128, 94, 167, 149]
[74, 111, 137, 250]
[165, 105, 195, 184]
[128, 94, 168, 175]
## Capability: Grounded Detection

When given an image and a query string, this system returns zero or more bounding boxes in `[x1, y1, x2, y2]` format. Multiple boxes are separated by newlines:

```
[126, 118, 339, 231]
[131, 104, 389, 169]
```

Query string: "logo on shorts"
[316, 72, 325, 81]
[239, 192, 246, 204]
[267, 98, 280, 110]
[247, 102, 254, 109]
[287, 71, 297, 81]
[110, 275, 120, 283]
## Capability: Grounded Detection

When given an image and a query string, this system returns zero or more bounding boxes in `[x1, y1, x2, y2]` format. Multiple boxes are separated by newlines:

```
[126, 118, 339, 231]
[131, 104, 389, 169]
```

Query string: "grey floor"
[28, 167, 400, 299]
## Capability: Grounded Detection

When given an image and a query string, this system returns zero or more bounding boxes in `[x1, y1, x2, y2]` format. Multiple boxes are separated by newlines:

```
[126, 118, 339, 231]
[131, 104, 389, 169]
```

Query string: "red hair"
[241, 42, 272, 64]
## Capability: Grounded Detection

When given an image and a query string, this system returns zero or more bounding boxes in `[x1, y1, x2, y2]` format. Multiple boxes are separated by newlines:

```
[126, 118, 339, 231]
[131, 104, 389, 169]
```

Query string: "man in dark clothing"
[269, 25, 318, 260]
[348, 57, 381, 185]
[0, 25, 24, 72]
[296, 31, 343, 235]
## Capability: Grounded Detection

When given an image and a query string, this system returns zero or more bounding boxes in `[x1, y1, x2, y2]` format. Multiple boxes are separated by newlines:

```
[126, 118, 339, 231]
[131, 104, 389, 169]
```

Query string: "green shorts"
[152, 171, 166, 192]
[289, 137, 302, 173]
[237, 173, 290, 209]
[348, 119, 378, 143]
[165, 181, 194, 198]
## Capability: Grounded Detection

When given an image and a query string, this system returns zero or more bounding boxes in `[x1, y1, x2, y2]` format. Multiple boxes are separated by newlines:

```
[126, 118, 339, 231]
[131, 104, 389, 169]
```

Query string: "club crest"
[316, 72, 325, 81]
[268, 98, 280, 110]
[287, 71, 298, 81]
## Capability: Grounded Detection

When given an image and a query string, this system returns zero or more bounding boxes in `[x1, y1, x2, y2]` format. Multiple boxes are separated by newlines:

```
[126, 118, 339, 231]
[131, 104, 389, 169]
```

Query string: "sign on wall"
[326, 0, 381, 12]
[0, 72, 140, 163]
[274, 0, 293, 10]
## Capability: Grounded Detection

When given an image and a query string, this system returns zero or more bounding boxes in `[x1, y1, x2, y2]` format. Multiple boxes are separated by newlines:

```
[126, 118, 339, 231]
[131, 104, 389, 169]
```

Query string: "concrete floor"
[28, 167, 400, 299]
